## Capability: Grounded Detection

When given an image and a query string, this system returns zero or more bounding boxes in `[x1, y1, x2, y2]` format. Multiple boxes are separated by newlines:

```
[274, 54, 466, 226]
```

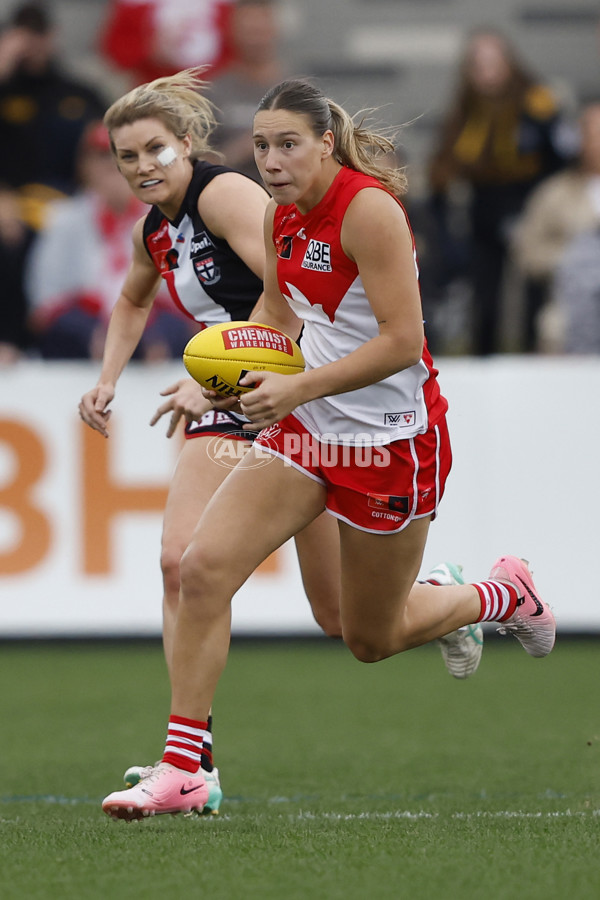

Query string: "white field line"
[2, 797, 599, 821]
[287, 810, 600, 821]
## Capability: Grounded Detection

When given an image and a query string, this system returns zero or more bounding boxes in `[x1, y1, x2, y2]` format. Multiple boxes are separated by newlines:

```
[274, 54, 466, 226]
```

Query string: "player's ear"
[321, 129, 335, 160]
[181, 133, 193, 159]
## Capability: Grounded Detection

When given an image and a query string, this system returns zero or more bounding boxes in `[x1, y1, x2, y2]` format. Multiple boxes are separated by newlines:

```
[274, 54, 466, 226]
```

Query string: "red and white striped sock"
[473, 580, 521, 622]
[162, 715, 208, 774]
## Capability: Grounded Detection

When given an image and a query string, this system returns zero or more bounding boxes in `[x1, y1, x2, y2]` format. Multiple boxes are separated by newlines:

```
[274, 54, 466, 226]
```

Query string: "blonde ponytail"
[327, 100, 407, 196]
[104, 67, 219, 160]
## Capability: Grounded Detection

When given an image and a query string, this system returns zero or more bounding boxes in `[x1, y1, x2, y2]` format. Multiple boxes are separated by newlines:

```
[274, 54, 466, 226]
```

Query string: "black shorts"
[184, 409, 259, 441]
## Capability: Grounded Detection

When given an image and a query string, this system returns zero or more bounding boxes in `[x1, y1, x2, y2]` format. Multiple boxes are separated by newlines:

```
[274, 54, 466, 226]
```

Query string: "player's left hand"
[238, 370, 304, 429]
[150, 378, 212, 438]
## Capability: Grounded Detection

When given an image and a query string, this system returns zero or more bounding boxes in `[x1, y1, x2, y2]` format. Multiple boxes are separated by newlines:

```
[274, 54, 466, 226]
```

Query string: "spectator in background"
[0, 0, 107, 363]
[0, 1, 107, 206]
[26, 122, 195, 360]
[0, 187, 33, 363]
[554, 228, 600, 353]
[512, 100, 600, 352]
[100, 0, 235, 87]
[427, 28, 573, 355]
[209, 0, 285, 181]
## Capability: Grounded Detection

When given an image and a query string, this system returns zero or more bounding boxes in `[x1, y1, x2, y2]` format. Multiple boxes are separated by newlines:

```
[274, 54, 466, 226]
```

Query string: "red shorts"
[254, 413, 452, 533]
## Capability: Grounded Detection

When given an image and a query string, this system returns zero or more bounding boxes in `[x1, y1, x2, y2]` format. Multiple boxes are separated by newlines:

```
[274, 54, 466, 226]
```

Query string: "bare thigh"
[181, 448, 328, 611]
[338, 515, 432, 658]
[162, 436, 251, 564]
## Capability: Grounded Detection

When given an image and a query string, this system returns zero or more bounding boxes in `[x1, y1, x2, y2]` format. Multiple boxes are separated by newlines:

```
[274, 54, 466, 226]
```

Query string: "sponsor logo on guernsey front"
[149, 222, 169, 245]
[190, 231, 215, 256]
[221, 325, 294, 355]
[384, 411, 416, 427]
[301, 239, 332, 272]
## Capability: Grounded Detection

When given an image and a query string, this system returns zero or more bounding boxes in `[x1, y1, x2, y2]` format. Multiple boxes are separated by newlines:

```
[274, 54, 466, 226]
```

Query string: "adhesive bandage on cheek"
[156, 146, 177, 167]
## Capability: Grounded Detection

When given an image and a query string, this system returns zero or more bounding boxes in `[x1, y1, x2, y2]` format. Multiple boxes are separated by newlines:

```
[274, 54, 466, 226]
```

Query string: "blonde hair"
[104, 68, 219, 160]
[257, 80, 407, 196]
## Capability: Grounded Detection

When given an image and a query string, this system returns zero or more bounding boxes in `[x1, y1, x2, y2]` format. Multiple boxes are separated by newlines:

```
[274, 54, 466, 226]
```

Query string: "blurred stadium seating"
[50, 0, 600, 182]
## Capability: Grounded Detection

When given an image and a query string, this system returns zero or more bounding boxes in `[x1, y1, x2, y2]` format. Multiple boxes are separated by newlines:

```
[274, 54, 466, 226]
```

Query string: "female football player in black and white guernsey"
[79, 69, 344, 814]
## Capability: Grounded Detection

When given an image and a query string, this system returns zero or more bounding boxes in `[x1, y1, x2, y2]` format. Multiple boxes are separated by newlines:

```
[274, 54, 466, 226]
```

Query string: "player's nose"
[265, 148, 281, 171]
[137, 151, 156, 172]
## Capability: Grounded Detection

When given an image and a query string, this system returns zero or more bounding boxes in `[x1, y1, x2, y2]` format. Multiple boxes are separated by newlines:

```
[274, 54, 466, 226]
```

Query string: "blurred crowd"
[1, 0, 600, 364]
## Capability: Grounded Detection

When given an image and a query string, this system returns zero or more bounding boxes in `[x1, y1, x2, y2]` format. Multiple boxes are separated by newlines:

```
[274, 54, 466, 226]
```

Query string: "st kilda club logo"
[193, 255, 221, 285]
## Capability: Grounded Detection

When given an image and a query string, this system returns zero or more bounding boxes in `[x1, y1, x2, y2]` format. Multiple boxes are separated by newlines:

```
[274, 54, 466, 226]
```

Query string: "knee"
[178, 544, 236, 624]
[343, 630, 409, 663]
[306, 586, 343, 639]
[320, 619, 343, 640]
[160, 541, 183, 598]
[179, 541, 225, 598]
[179, 544, 205, 596]
[311, 606, 343, 640]
[343, 631, 387, 663]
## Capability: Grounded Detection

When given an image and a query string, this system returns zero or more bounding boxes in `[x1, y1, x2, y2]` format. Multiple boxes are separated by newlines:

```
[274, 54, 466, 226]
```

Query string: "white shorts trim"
[252, 444, 326, 487]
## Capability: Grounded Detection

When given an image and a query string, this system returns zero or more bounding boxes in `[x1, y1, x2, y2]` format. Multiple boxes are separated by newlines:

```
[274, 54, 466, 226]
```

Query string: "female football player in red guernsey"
[79, 70, 344, 815]
[101, 79, 555, 820]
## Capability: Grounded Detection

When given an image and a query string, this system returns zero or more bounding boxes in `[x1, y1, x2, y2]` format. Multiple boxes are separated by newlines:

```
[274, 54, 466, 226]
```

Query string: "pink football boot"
[490, 556, 556, 657]
[102, 763, 209, 821]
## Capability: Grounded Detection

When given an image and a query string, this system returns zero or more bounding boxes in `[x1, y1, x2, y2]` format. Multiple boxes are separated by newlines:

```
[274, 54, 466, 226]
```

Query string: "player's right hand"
[201, 387, 243, 415]
[150, 378, 212, 438]
[78, 384, 115, 437]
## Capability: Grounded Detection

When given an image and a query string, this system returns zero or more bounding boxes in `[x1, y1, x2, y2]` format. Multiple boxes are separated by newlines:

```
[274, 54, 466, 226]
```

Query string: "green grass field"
[0, 637, 598, 899]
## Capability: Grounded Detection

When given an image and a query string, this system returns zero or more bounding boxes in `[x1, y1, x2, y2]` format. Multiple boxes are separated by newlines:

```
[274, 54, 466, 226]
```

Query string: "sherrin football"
[183, 321, 305, 397]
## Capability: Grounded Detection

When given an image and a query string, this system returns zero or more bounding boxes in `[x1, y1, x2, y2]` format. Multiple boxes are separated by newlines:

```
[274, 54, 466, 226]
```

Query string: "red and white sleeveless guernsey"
[272, 166, 448, 446]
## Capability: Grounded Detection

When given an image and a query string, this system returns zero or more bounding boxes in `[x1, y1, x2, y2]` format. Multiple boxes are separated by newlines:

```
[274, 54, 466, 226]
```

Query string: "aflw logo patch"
[302, 240, 331, 272]
[384, 411, 416, 427]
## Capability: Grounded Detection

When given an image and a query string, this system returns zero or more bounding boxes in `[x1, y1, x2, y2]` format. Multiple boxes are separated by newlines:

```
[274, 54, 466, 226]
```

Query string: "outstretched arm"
[78, 217, 161, 436]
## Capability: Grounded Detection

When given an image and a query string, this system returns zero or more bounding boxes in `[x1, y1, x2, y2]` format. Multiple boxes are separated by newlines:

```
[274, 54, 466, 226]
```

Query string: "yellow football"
[183, 321, 305, 397]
